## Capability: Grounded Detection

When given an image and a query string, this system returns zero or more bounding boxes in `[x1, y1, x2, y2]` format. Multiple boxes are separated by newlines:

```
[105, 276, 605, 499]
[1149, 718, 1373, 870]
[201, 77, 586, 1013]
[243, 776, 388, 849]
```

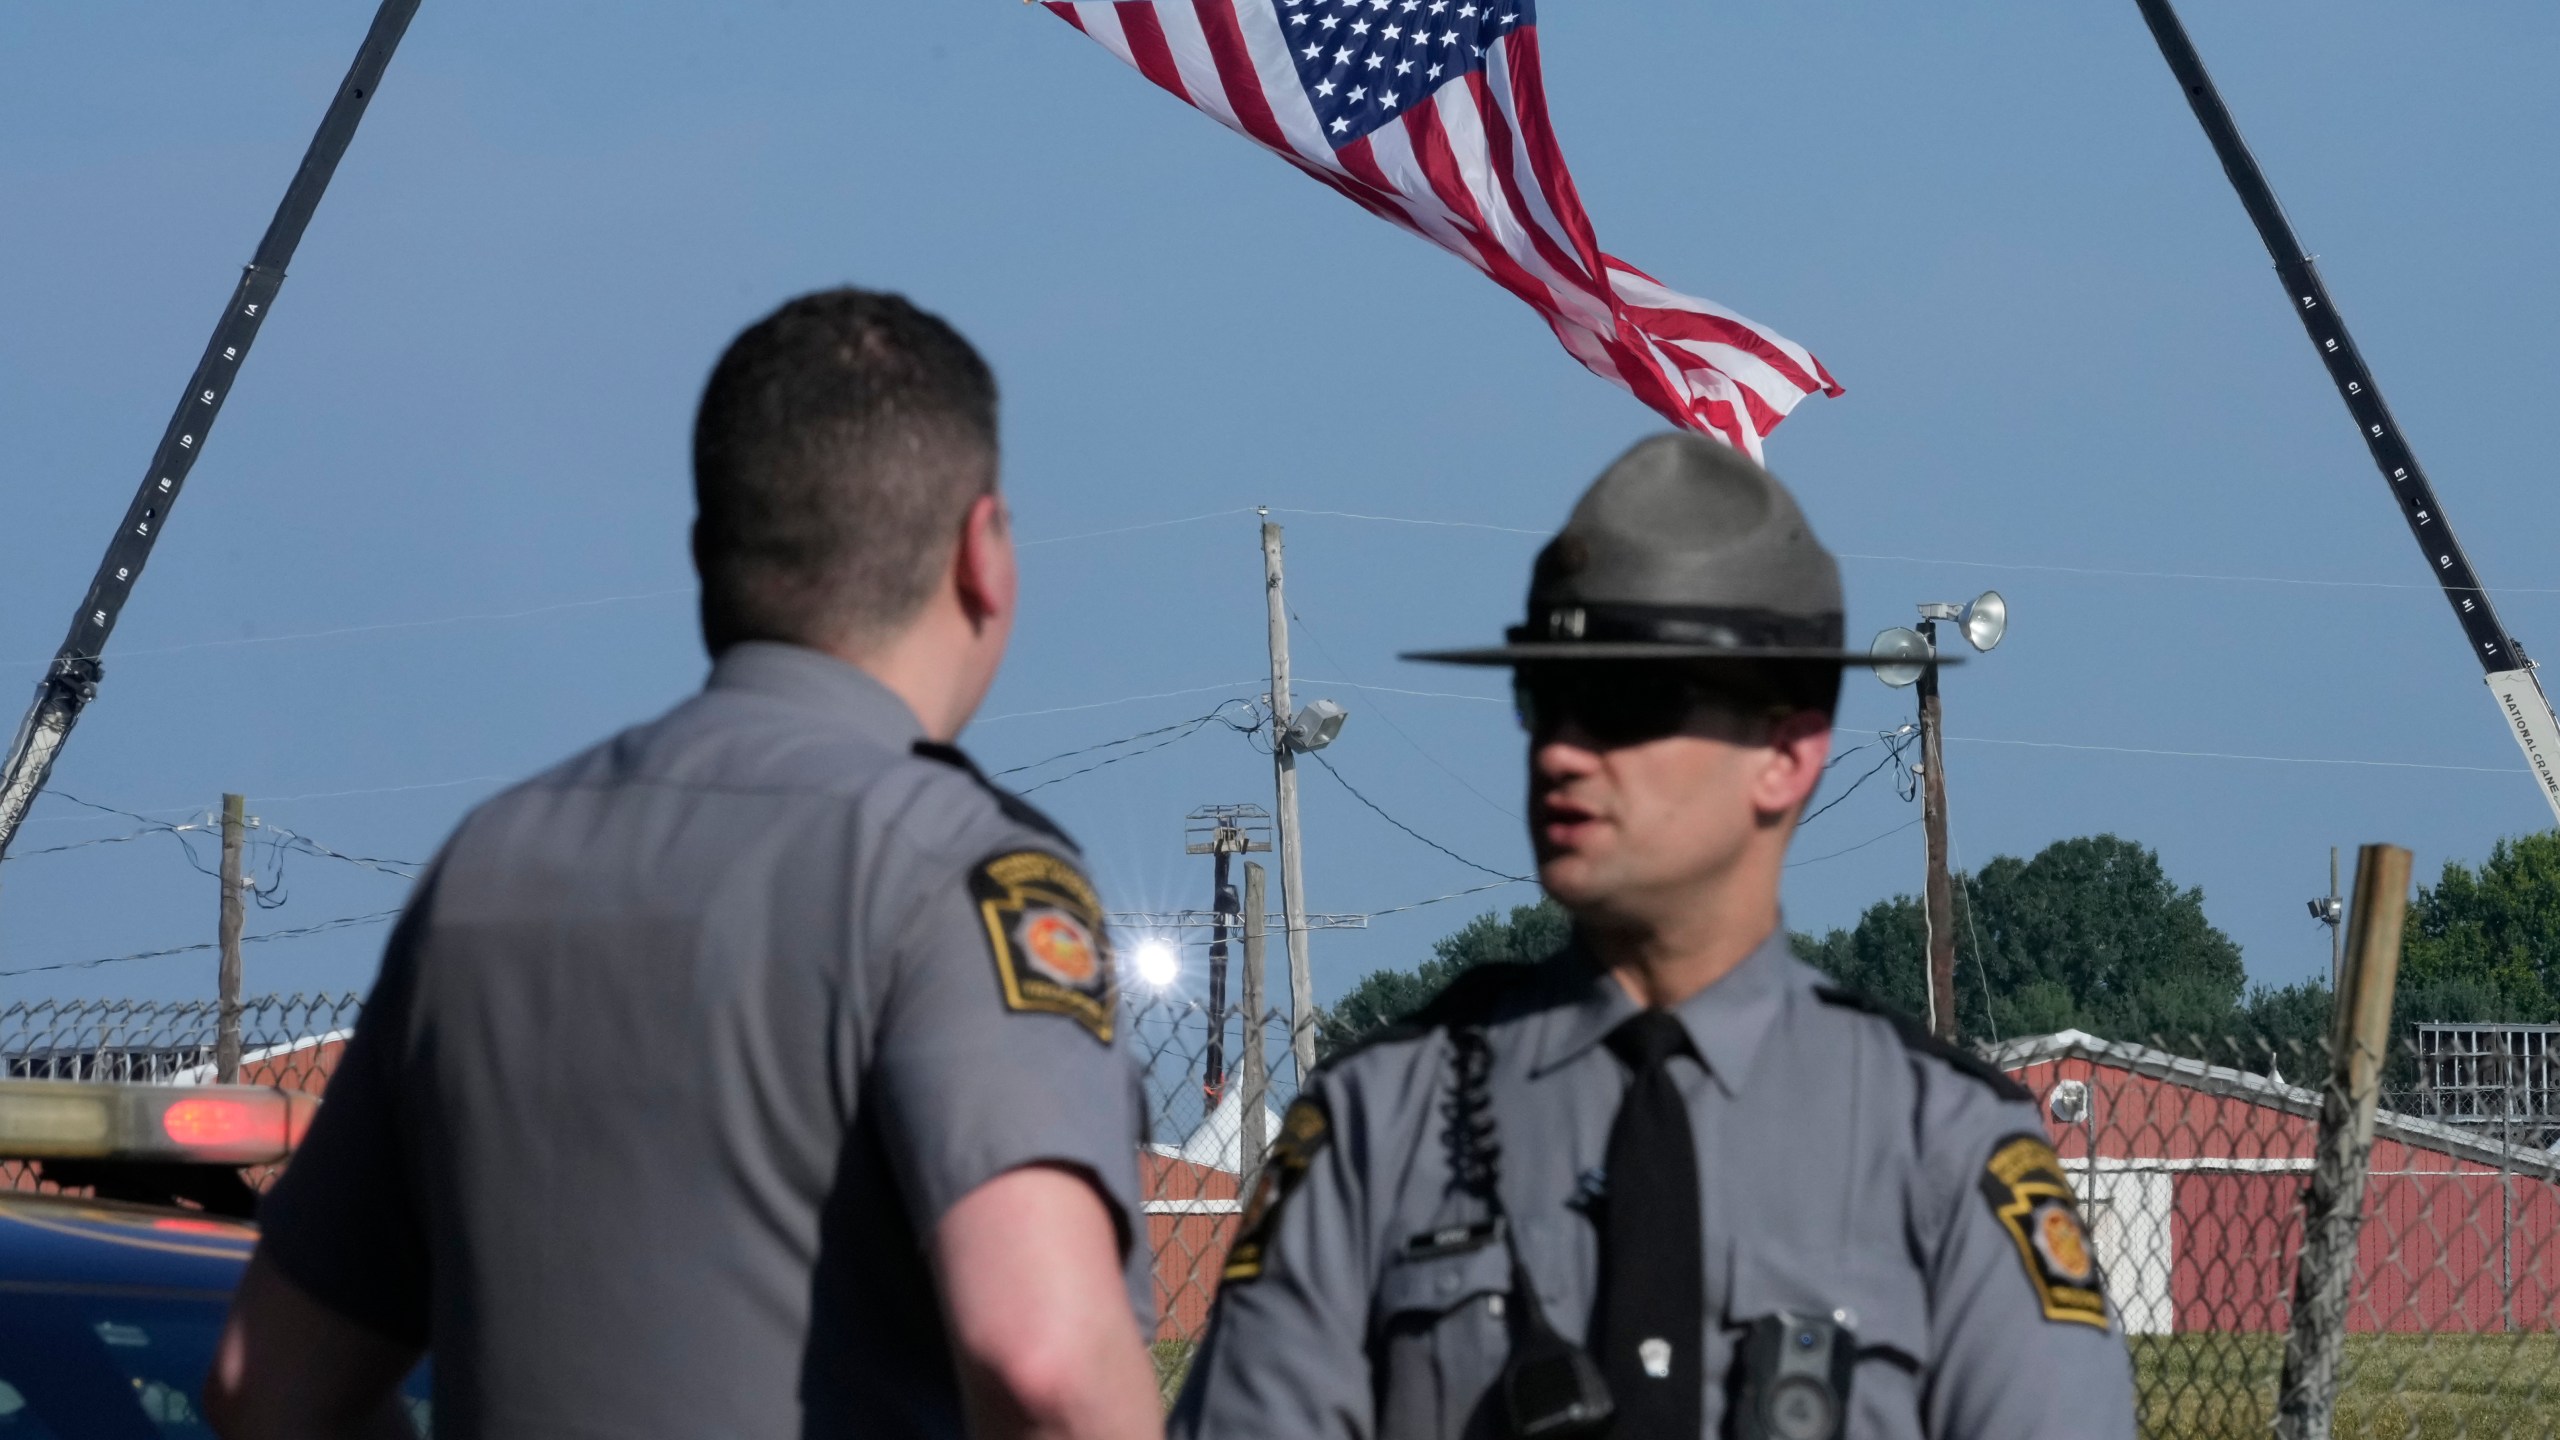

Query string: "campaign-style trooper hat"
[1405, 432, 1945, 669]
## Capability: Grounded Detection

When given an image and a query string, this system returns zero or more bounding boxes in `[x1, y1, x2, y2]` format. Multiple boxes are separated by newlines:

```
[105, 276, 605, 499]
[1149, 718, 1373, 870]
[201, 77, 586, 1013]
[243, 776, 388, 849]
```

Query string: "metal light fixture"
[1869, 628, 1930, 689]
[1959, 591, 2007, 653]
[1283, 699, 1349, 753]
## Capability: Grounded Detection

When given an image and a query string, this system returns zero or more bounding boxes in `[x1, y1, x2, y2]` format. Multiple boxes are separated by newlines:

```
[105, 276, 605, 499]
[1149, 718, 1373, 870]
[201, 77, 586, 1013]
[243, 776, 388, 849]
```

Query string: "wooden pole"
[216, 793, 246, 1084]
[1238, 861, 1270, 1193]
[1258, 513, 1318, 1085]
[1917, 622, 1959, 1041]
[2275, 842, 2411, 1440]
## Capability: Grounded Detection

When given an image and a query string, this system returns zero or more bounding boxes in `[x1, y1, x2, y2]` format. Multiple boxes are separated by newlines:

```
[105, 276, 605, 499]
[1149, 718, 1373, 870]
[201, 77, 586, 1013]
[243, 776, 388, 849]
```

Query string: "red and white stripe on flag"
[1042, 0, 1840, 458]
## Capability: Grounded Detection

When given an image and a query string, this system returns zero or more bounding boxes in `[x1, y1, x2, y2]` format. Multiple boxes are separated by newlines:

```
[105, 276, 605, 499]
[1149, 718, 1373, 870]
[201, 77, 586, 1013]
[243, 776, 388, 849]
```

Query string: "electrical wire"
[1798, 726, 1917, 827]
[1306, 751, 1530, 882]
[1943, 733, 2524, 775]
[1287, 606, 1521, 821]
[1016, 508, 1256, 548]
[991, 701, 1258, 780]
[976, 680, 1269, 726]
[0, 822, 209, 863]
[1786, 817, 1921, 869]
[0, 909, 403, 981]
[1267, 508, 1547, 537]
[1361, 878, 1533, 919]
[1010, 706, 1263, 796]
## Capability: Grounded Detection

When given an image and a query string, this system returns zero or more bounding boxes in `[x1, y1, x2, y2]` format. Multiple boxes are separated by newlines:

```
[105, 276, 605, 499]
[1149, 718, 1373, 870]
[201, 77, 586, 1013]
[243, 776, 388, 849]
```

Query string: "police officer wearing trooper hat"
[1171, 434, 2136, 1440]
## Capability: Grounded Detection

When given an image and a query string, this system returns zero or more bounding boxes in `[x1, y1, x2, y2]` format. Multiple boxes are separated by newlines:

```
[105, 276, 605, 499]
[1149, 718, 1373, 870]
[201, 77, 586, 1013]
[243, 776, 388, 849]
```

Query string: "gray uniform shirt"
[1174, 931, 2136, 1440]
[261, 642, 1152, 1440]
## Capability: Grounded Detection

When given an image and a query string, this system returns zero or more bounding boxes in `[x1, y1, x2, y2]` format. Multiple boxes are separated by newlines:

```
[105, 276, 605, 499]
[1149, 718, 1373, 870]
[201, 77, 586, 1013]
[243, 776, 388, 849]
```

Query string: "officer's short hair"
[693, 288, 999, 654]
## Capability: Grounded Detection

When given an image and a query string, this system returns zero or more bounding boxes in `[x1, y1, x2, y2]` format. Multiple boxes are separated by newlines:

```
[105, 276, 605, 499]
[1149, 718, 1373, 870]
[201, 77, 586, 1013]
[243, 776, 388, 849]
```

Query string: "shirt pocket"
[1374, 1241, 1515, 1440]
[1724, 1247, 1930, 1440]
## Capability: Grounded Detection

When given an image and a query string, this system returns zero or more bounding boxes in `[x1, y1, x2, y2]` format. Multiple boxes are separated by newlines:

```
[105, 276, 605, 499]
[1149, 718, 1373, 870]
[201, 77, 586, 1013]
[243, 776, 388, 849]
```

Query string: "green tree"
[1797, 834, 2247, 1047]
[1318, 899, 1569, 1059]
[2399, 832, 2560, 1023]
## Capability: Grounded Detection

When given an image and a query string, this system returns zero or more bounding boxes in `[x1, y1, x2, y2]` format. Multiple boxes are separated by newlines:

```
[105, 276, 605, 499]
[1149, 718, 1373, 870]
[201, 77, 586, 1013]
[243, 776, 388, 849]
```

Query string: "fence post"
[1238, 861, 1269, 1196]
[2274, 842, 2411, 1440]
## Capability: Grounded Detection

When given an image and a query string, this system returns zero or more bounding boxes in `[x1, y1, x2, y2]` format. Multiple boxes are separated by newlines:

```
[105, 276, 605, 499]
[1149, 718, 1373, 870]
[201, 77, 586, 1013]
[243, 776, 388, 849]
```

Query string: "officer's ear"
[1753, 708, 1833, 824]
[951, 492, 1016, 632]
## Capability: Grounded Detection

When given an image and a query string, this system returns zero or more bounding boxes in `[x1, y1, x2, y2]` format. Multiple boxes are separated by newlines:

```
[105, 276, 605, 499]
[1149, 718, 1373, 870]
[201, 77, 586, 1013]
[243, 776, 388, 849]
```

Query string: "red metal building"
[1990, 1030, 2560, 1334]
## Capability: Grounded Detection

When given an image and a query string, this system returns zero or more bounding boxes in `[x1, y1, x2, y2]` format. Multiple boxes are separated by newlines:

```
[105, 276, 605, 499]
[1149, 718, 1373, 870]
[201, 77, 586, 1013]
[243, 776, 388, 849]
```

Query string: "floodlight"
[1960, 591, 2007, 653]
[2049, 1079, 2090, 1124]
[1134, 940, 1181, 989]
[1870, 627, 1929, 689]
[1285, 699, 1350, 753]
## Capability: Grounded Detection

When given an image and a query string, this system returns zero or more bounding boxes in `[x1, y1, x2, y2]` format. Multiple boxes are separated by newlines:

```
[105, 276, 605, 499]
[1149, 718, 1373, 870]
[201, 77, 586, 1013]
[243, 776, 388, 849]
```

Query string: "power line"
[1799, 727, 1917, 827]
[1943, 733, 2523, 775]
[0, 908, 403, 981]
[1787, 817, 1922, 869]
[1011, 707, 1262, 796]
[1306, 751, 1530, 882]
[1362, 878, 1534, 919]
[1287, 606, 1521, 821]
[1267, 508, 1547, 537]
[0, 821, 210, 863]
[993, 701, 1259, 781]
[976, 680, 1269, 726]
[1015, 508, 1256, 548]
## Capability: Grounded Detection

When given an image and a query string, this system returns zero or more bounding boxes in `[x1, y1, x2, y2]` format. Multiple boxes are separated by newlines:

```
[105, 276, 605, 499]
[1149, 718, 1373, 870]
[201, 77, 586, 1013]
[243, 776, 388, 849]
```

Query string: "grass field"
[1152, 1341, 1197, 1409]
[2134, 1333, 2560, 1440]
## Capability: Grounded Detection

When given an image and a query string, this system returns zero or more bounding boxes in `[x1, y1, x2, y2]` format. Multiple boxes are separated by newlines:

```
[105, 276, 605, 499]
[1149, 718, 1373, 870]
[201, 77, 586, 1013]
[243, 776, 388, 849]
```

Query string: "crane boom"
[2132, 0, 2560, 824]
[0, 0, 422, 863]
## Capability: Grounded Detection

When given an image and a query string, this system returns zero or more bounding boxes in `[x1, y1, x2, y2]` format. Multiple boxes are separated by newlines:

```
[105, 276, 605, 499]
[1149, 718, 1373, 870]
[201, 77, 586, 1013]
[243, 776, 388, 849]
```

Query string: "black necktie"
[1594, 1010, 1704, 1440]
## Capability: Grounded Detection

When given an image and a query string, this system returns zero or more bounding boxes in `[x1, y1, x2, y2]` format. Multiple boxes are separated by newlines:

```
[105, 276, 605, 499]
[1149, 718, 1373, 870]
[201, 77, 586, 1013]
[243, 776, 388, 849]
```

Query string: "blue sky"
[3, 1, 2555, 1016]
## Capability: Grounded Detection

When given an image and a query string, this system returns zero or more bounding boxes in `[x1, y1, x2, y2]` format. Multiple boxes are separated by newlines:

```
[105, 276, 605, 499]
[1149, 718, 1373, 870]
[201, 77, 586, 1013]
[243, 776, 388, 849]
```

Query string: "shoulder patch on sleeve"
[1813, 985, 2032, 1103]
[915, 740, 1079, 851]
[1979, 1132, 2109, 1329]
[971, 849, 1115, 1042]
[1222, 1095, 1331, 1284]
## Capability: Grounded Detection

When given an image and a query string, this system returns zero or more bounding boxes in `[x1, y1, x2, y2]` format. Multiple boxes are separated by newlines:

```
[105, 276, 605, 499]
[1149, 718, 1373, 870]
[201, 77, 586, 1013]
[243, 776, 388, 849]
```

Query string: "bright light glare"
[1134, 940, 1181, 989]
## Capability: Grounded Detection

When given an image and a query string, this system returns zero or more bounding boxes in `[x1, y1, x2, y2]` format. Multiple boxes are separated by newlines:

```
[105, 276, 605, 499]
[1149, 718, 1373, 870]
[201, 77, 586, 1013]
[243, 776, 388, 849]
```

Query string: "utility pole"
[2308, 847, 2345, 991]
[1186, 805, 1270, 1106]
[1239, 861, 1271, 1189]
[1916, 616, 1959, 1043]
[1259, 512, 1318, 1083]
[2329, 848, 2344, 991]
[216, 794, 246, 1084]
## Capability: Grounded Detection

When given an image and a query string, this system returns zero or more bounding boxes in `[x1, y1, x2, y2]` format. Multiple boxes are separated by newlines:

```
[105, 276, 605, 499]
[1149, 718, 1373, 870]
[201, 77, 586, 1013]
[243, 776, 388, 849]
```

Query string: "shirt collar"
[1532, 925, 1798, 1096]
[707, 641, 926, 744]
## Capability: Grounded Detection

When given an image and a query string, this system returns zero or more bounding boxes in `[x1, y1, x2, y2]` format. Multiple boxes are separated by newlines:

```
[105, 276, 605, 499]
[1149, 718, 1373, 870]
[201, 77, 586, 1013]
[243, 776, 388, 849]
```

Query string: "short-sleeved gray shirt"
[1173, 931, 2136, 1440]
[260, 642, 1153, 1440]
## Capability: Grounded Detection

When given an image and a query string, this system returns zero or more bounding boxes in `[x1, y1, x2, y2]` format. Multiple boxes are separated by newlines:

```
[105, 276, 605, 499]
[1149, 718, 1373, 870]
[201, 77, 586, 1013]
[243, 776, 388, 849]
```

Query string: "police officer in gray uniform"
[1173, 434, 2136, 1440]
[210, 291, 1165, 1440]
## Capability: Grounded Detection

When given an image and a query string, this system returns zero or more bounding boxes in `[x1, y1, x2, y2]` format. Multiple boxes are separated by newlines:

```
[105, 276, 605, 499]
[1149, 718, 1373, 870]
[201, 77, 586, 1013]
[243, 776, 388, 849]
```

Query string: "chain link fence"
[1989, 1027, 2560, 1440]
[1, 993, 360, 1194]
[10, 992, 2557, 1432]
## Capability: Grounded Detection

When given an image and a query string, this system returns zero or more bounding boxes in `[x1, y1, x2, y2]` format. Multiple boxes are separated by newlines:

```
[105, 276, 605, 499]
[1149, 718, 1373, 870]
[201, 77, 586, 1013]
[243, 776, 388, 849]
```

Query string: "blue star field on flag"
[1277, 0, 1533, 149]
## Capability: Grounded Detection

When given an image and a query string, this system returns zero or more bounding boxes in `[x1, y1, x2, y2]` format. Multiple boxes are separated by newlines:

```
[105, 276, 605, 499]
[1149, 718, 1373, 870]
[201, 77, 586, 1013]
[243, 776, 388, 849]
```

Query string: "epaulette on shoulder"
[912, 740, 1079, 852]
[1813, 985, 2031, 1103]
[1321, 961, 1549, 1074]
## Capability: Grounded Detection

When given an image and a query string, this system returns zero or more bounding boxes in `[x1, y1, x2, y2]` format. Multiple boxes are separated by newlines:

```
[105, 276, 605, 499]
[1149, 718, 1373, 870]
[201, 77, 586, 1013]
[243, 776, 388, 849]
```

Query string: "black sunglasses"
[1512, 666, 1771, 749]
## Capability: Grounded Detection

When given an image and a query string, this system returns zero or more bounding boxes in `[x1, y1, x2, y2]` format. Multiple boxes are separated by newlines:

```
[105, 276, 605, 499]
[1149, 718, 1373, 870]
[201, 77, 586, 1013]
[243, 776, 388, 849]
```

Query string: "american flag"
[1043, 0, 1842, 457]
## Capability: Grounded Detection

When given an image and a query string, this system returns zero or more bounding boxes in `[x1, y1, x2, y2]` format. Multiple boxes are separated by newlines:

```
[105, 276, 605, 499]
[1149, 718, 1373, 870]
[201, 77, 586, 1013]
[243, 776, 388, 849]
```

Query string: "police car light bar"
[0, 1080, 317, 1166]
